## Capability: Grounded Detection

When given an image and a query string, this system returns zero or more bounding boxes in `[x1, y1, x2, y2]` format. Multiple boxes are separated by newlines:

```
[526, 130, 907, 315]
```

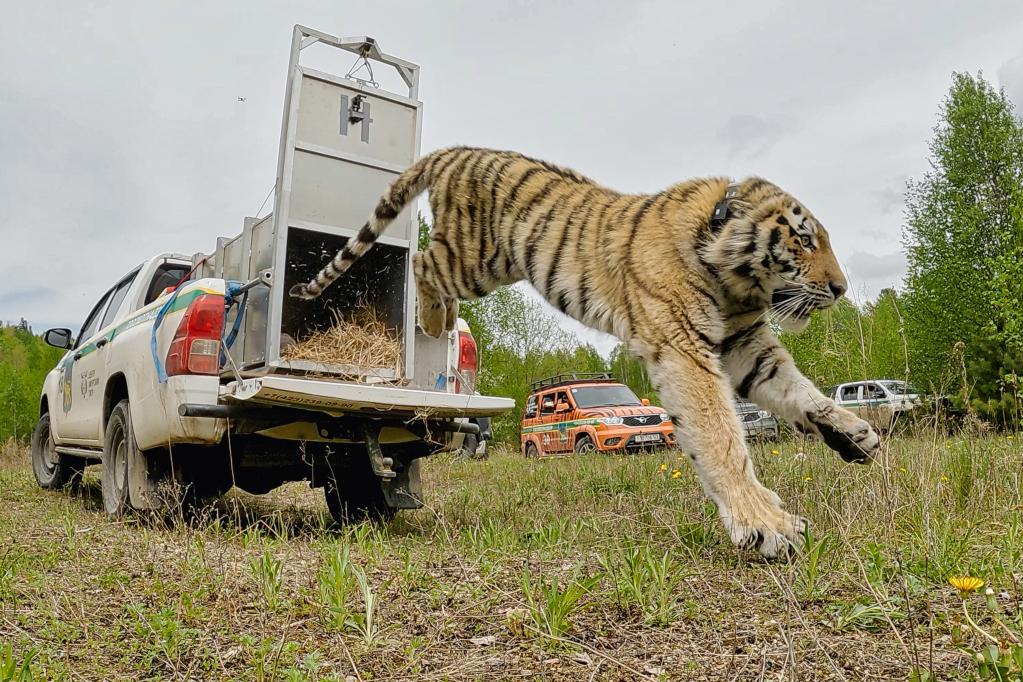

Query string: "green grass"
[1, 432, 1021, 680]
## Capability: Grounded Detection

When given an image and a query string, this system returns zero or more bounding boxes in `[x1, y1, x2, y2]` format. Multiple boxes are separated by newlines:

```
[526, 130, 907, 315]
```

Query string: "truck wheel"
[524, 441, 539, 459]
[31, 413, 83, 490]
[322, 454, 396, 525]
[102, 400, 135, 516]
[460, 433, 488, 460]
[574, 434, 597, 454]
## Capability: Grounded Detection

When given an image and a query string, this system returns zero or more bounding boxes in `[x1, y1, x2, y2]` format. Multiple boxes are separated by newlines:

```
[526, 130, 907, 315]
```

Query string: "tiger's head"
[704, 178, 848, 332]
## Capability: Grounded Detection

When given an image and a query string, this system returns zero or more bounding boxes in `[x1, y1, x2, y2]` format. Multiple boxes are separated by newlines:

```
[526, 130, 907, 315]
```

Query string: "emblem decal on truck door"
[60, 359, 74, 413]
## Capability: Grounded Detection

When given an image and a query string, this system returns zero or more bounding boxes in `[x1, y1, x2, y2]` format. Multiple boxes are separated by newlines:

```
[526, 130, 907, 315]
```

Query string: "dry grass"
[281, 306, 403, 377]
[1, 433, 1021, 680]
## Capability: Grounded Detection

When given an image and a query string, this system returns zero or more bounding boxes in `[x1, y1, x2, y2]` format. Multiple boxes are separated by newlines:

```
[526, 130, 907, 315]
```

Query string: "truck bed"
[220, 376, 513, 418]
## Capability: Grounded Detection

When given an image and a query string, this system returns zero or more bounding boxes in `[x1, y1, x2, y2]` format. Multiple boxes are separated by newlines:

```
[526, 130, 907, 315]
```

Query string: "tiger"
[289, 146, 881, 558]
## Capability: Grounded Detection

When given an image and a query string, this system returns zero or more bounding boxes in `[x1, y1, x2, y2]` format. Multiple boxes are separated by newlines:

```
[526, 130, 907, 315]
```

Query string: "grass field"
[1, 433, 1022, 681]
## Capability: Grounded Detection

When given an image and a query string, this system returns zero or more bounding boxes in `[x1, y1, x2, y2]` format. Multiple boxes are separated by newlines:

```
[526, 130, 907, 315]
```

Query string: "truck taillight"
[165, 294, 224, 376]
[455, 330, 477, 393]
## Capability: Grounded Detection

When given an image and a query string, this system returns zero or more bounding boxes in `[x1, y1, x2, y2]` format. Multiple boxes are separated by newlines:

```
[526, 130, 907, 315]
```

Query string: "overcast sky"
[3, 1, 1023, 355]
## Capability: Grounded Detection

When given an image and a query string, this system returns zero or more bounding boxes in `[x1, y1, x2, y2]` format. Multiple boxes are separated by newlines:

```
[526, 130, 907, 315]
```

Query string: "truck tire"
[322, 453, 396, 525]
[524, 441, 539, 459]
[102, 400, 135, 516]
[31, 413, 83, 490]
[459, 433, 488, 460]
[574, 434, 597, 454]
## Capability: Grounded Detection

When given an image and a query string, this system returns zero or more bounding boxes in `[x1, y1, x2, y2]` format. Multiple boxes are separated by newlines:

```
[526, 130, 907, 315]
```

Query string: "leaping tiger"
[289, 146, 881, 558]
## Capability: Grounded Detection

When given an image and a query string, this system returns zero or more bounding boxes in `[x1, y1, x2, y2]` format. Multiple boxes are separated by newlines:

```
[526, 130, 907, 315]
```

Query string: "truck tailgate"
[221, 376, 513, 418]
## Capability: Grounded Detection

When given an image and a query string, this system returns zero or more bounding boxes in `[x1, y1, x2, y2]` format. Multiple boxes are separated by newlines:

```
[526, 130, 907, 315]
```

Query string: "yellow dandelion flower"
[803, 475, 812, 482]
[659, 463, 668, 471]
[898, 467, 907, 474]
[949, 576, 984, 594]
[940, 475, 949, 482]
[671, 470, 682, 479]
[771, 449, 780, 456]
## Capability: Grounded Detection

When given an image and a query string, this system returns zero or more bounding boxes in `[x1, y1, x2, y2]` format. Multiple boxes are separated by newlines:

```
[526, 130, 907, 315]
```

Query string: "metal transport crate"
[194, 26, 423, 381]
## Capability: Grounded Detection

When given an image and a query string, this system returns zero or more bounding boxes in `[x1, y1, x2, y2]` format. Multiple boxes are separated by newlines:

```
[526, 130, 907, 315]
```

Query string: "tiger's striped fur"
[290, 146, 880, 558]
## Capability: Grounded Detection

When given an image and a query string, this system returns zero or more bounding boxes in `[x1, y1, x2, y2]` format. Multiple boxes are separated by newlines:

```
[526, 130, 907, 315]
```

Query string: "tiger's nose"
[828, 281, 846, 300]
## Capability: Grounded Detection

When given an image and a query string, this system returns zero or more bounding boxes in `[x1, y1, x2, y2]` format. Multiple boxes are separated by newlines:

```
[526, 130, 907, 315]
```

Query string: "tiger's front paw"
[719, 485, 807, 560]
[808, 407, 879, 464]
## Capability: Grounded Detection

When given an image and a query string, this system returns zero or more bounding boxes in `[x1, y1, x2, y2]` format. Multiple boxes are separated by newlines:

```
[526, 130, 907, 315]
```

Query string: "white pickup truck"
[30, 27, 512, 522]
[33, 254, 508, 521]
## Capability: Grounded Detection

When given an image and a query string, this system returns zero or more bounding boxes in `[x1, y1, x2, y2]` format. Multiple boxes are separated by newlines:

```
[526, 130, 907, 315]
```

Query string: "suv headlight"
[600, 416, 623, 425]
[659, 413, 670, 422]
[758, 410, 771, 419]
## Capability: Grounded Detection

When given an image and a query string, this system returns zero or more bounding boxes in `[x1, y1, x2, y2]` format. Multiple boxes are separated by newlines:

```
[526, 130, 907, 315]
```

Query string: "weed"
[249, 549, 284, 612]
[828, 599, 904, 632]
[600, 542, 684, 625]
[951, 577, 1023, 679]
[797, 529, 836, 600]
[520, 568, 600, 641]
[130, 605, 197, 670]
[396, 547, 432, 595]
[281, 652, 324, 682]
[464, 516, 517, 558]
[345, 564, 380, 646]
[0, 548, 20, 602]
[317, 544, 357, 630]
[0, 642, 36, 682]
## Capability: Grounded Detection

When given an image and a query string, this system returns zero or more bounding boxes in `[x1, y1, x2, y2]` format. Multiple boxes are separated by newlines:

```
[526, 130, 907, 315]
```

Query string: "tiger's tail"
[288, 149, 444, 300]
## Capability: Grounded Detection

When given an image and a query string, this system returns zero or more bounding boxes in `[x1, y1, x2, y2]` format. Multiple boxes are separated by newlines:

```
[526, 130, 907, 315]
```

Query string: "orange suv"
[520, 373, 675, 457]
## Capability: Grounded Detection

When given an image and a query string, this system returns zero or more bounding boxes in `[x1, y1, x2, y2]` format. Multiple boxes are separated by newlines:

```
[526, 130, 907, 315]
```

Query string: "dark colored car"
[735, 399, 779, 440]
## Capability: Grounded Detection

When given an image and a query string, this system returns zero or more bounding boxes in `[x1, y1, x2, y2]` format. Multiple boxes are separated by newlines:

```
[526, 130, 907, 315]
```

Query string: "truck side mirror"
[641, 398, 650, 406]
[43, 328, 74, 349]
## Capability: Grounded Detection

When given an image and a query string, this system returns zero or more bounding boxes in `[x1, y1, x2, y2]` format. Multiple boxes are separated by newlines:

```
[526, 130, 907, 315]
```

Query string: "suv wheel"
[574, 434, 597, 454]
[31, 413, 83, 490]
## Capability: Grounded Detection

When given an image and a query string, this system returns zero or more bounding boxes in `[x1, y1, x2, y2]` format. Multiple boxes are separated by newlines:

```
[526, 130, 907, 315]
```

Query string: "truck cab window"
[145, 263, 192, 306]
[100, 270, 140, 330]
[77, 291, 113, 347]
[540, 394, 556, 415]
[525, 395, 538, 419]
[864, 383, 885, 400]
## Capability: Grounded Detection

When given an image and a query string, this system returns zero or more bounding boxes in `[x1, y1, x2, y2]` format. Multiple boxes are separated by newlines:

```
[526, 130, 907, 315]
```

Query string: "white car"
[829, 380, 921, 430]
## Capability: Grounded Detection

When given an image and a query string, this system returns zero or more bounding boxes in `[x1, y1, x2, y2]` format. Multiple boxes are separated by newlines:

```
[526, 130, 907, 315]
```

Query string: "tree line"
[0, 321, 65, 443]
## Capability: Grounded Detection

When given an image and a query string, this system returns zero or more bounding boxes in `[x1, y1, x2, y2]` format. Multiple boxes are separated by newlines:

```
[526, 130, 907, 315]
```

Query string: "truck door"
[58, 289, 113, 443]
[537, 391, 559, 454]
[547, 390, 573, 454]
[862, 382, 890, 429]
[837, 384, 862, 418]
[61, 270, 140, 445]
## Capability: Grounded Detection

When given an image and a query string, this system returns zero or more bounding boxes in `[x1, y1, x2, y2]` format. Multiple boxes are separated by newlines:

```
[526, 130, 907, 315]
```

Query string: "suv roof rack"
[530, 372, 616, 393]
